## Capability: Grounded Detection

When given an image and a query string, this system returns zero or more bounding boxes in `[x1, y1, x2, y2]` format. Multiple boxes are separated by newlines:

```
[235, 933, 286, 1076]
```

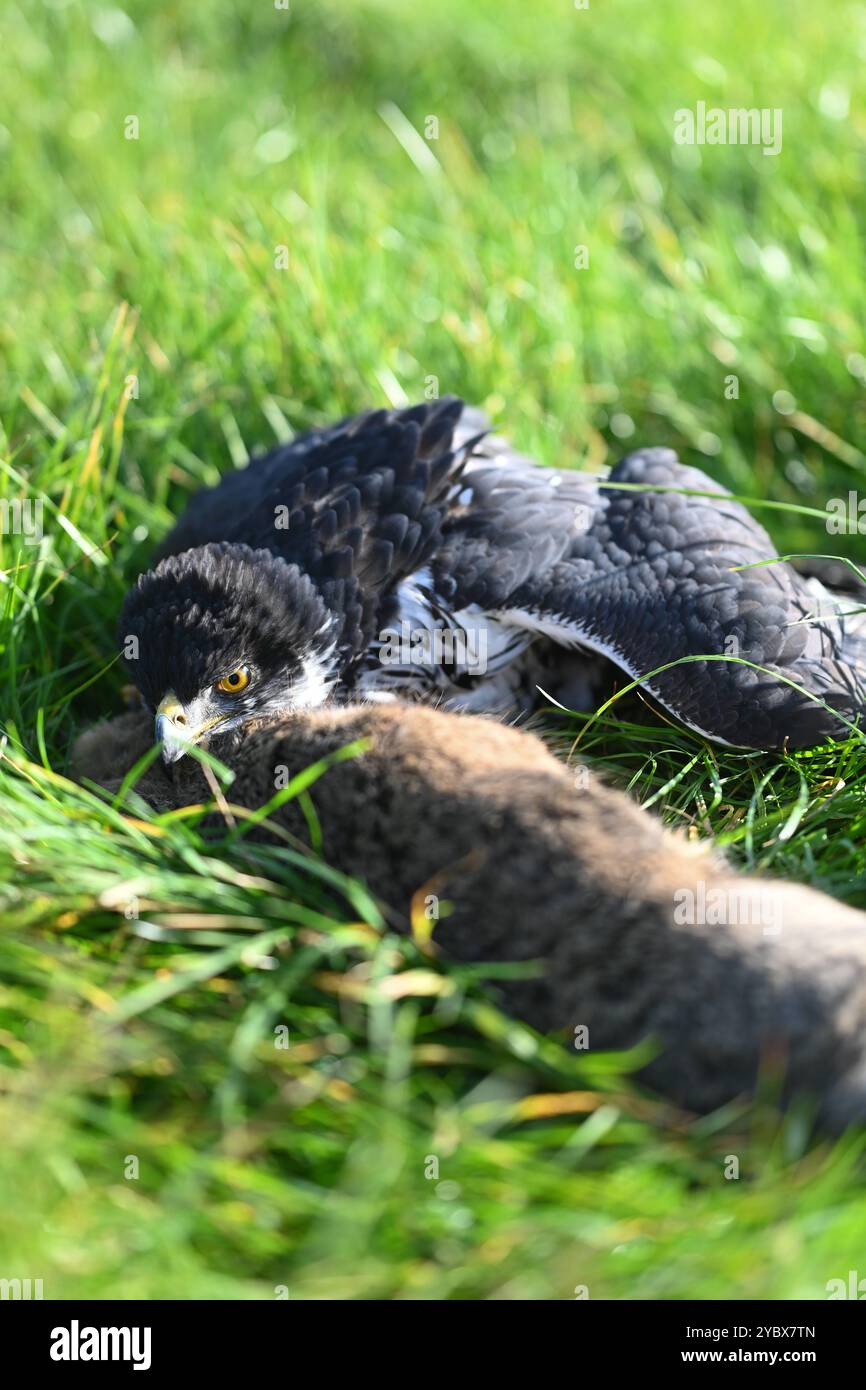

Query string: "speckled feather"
[153, 397, 471, 666]
[123, 397, 866, 748]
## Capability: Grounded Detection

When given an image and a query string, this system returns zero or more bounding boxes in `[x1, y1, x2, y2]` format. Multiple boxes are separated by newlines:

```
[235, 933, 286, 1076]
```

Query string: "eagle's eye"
[216, 664, 251, 695]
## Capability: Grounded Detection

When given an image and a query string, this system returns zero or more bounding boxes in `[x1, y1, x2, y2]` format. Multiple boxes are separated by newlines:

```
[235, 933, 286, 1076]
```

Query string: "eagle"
[119, 396, 866, 762]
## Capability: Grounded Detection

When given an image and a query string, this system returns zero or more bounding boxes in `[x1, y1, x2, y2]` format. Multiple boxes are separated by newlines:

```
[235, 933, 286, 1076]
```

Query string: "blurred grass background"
[1, 0, 866, 1299]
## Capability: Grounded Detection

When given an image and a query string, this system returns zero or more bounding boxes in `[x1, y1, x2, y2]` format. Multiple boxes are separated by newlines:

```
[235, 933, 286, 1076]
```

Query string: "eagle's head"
[119, 543, 338, 763]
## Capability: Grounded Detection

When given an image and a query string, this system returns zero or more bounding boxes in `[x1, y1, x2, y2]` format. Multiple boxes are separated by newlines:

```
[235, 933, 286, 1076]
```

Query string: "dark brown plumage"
[119, 397, 866, 759]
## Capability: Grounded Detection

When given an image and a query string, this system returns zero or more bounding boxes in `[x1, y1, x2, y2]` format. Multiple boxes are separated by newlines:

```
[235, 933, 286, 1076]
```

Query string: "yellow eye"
[216, 665, 250, 695]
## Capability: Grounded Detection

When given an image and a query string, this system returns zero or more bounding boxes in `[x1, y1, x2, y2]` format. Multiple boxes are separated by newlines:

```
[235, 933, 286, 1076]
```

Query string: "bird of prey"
[119, 396, 866, 761]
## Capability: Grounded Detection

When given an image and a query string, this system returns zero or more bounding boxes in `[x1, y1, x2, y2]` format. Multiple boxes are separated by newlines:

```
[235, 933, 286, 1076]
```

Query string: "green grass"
[2, 0, 866, 1299]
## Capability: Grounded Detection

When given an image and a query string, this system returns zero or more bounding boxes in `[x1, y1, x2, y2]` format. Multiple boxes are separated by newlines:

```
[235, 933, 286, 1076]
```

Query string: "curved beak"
[155, 693, 192, 764]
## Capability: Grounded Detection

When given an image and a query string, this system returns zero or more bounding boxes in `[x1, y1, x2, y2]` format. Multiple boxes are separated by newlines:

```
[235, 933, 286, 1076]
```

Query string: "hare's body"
[74, 704, 866, 1129]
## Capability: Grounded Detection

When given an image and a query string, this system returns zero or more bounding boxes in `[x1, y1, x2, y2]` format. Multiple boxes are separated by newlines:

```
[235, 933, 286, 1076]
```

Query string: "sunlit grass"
[1, 0, 866, 1299]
